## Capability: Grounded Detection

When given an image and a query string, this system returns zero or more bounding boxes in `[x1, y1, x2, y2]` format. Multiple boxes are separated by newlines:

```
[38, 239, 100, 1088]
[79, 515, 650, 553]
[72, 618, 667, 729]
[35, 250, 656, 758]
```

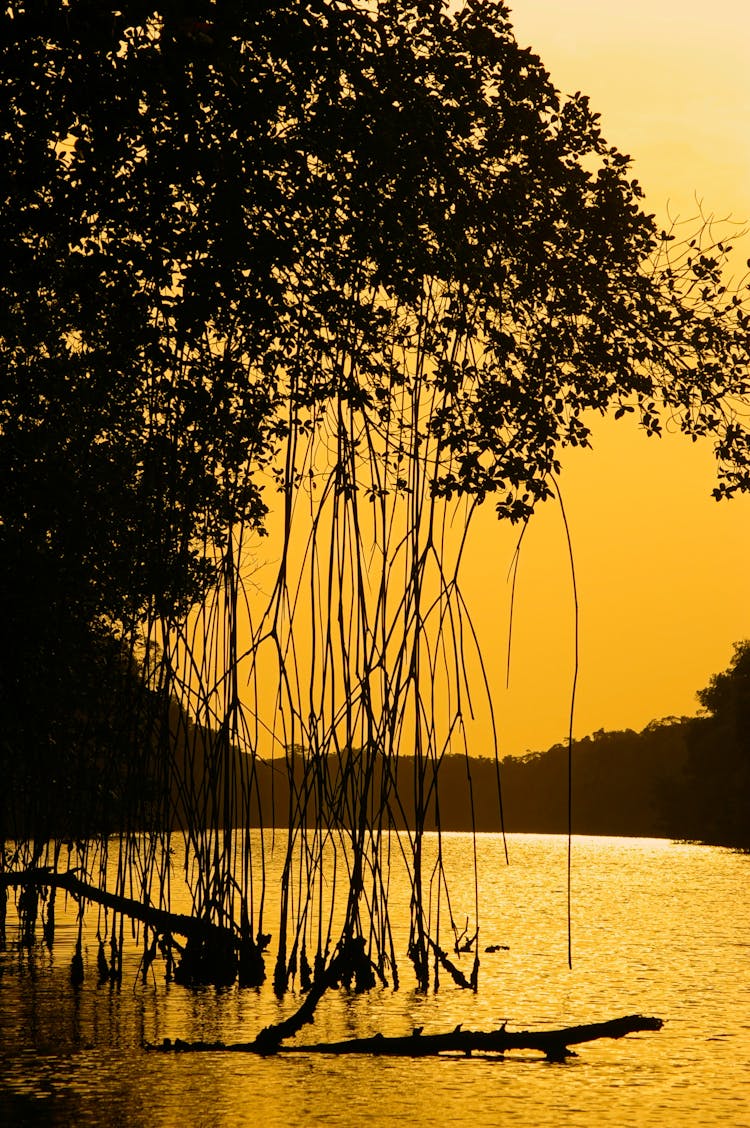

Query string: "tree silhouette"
[677, 642, 750, 846]
[3, 1, 747, 593]
[1, 0, 749, 1000]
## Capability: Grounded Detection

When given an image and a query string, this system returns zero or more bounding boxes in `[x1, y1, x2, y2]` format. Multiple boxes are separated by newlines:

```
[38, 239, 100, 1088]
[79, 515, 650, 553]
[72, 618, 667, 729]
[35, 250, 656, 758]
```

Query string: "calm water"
[1, 833, 749, 1128]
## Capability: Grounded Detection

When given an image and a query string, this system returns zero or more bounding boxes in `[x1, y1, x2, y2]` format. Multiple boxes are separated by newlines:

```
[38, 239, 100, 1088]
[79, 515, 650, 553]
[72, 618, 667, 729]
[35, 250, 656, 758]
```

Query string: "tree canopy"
[3, 0, 749, 628]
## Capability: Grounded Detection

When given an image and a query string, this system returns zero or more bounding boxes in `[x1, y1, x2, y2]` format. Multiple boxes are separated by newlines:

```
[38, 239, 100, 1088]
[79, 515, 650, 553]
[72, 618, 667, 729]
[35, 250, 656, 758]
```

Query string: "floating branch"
[1, 868, 213, 942]
[1, 867, 269, 987]
[148, 1014, 663, 1061]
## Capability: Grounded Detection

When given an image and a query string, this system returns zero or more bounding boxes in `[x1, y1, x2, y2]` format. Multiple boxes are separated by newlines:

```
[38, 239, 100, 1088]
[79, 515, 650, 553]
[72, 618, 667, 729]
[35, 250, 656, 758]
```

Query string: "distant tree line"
[437, 641, 750, 849]
[466, 641, 750, 849]
[6, 641, 747, 851]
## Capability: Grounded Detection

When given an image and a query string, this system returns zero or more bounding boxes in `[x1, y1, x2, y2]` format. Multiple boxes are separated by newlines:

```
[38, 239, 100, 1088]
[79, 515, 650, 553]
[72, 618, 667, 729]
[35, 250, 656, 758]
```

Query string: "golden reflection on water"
[1, 834, 749, 1128]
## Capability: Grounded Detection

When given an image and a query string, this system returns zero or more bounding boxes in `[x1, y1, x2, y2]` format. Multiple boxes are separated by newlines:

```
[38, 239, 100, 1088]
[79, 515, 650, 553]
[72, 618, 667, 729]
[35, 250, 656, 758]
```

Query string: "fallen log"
[148, 1013, 663, 1061]
[0, 867, 204, 940]
[0, 867, 268, 986]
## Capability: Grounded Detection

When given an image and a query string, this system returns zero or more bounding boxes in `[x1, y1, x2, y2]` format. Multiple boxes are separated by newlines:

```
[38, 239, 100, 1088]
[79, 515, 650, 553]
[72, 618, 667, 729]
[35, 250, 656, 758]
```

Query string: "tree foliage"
[697, 640, 750, 725]
[680, 641, 750, 846]
[2, 1, 748, 623]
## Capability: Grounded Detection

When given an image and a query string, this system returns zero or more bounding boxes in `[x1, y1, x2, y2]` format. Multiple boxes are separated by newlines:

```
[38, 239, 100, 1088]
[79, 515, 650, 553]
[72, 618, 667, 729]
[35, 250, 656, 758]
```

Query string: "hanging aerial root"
[147, 1014, 663, 1060]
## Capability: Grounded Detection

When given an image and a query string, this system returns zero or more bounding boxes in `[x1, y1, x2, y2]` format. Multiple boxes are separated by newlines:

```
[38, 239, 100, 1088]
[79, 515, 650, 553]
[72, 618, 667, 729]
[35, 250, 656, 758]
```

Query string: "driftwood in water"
[0, 867, 267, 986]
[149, 1013, 663, 1061]
[254, 937, 385, 1053]
[1, 868, 205, 939]
[253, 953, 346, 1054]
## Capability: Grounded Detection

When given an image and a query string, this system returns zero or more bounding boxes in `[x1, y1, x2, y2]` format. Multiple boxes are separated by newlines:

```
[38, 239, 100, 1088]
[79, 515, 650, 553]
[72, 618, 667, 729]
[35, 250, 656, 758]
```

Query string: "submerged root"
[427, 937, 474, 991]
[97, 937, 109, 984]
[330, 936, 378, 993]
[238, 933, 268, 988]
[17, 884, 38, 946]
[1, 868, 268, 989]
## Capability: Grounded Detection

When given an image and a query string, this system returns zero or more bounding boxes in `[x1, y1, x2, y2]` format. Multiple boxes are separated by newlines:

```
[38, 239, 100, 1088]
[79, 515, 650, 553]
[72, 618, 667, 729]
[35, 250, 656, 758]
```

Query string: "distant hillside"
[160, 710, 734, 848]
[490, 641, 750, 850]
[252, 721, 695, 840]
[6, 634, 748, 851]
[496, 720, 692, 839]
[226, 639, 750, 849]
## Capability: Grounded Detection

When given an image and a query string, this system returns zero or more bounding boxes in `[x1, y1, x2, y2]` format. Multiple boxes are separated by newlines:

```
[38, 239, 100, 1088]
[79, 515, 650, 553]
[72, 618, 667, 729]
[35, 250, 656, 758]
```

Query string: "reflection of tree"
[1, 0, 749, 1012]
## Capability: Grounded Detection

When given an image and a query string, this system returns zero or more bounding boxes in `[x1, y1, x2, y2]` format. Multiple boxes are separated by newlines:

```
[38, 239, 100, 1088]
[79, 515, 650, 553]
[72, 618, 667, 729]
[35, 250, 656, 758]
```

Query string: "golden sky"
[462, 0, 750, 756]
[241, 1, 750, 765]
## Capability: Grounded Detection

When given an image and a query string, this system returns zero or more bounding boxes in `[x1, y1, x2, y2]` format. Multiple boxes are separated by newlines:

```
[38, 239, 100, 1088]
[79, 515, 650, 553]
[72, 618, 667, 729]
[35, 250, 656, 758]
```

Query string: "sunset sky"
[243, 0, 750, 765]
[461, 0, 750, 756]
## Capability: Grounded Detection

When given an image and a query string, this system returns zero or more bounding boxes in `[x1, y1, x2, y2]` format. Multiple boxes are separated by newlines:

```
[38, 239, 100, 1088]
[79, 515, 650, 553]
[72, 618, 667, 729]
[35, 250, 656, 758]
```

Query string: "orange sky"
[239, 1, 750, 764]
[463, 0, 750, 756]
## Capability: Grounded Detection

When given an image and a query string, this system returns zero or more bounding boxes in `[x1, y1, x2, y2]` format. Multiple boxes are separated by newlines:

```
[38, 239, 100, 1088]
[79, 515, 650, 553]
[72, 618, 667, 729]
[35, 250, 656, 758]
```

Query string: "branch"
[148, 1014, 663, 1061]
[1, 867, 217, 943]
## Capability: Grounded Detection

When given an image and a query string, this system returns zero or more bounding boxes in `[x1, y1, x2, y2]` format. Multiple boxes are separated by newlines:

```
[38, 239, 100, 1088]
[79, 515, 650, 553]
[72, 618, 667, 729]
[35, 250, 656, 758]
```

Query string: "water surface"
[1, 834, 748, 1127]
